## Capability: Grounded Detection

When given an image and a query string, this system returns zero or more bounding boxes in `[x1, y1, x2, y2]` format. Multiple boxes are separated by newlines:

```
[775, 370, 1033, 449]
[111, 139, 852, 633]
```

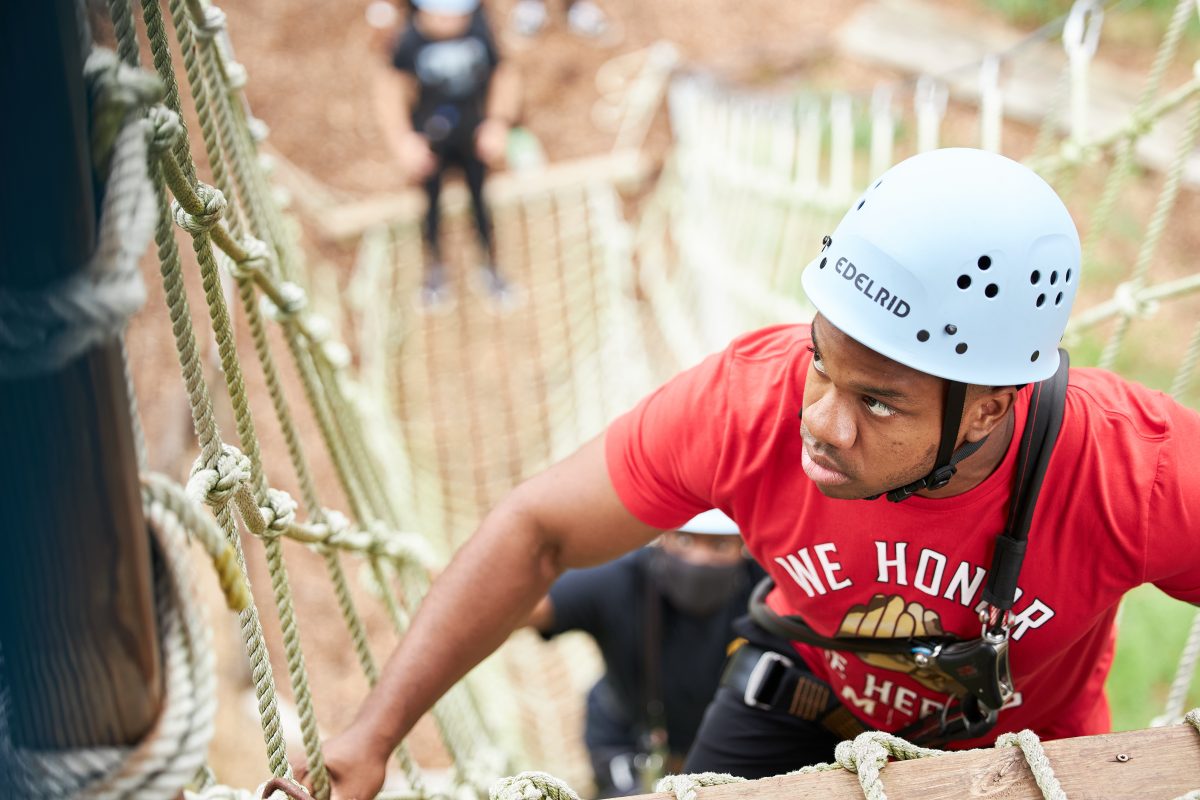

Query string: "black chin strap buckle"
[926, 464, 957, 491]
[885, 464, 958, 503]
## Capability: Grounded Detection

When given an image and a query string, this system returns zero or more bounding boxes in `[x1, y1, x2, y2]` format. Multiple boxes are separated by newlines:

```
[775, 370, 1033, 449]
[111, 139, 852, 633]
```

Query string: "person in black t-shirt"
[376, 0, 521, 311]
[528, 510, 762, 798]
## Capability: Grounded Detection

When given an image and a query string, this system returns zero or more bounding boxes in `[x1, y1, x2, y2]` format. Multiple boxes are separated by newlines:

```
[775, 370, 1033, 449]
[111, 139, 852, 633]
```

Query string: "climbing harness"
[750, 350, 1071, 745]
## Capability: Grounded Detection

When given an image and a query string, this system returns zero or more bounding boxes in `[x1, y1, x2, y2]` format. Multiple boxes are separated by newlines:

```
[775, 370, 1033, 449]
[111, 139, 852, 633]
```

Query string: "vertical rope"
[1098, 89, 1200, 369]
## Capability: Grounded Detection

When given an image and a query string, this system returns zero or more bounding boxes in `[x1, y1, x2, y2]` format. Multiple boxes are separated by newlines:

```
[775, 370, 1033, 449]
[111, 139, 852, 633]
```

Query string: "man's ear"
[962, 385, 1018, 443]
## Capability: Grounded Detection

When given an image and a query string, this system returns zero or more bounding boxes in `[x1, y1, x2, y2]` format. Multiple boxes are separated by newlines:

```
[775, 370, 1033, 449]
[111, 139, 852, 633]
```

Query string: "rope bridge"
[5, 0, 1199, 798]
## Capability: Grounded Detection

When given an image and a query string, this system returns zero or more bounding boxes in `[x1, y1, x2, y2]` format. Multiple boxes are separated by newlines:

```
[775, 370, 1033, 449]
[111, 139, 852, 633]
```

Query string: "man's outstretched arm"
[304, 434, 660, 798]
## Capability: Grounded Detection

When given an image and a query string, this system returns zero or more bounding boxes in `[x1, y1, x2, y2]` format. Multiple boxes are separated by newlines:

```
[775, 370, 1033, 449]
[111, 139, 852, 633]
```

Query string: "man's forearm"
[341, 434, 659, 757]
[347, 502, 561, 754]
[486, 62, 522, 125]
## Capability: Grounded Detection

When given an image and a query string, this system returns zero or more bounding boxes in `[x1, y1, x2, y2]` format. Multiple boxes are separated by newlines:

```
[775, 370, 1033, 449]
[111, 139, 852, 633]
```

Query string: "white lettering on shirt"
[775, 548, 829, 597]
[943, 561, 987, 607]
[1010, 599, 1056, 641]
[913, 549, 947, 597]
[875, 541, 908, 585]
[815, 542, 853, 591]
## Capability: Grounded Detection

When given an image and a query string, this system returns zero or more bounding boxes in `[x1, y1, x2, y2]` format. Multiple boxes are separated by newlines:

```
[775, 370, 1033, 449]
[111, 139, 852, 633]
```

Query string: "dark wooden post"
[0, 0, 163, 750]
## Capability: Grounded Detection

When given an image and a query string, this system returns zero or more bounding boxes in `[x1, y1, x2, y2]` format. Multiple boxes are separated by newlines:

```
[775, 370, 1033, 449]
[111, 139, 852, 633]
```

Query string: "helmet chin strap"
[873, 380, 988, 503]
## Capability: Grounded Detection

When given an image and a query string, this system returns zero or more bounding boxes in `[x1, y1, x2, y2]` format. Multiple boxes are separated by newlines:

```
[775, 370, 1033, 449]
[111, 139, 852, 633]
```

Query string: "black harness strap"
[750, 350, 1072, 743]
[981, 351, 1070, 627]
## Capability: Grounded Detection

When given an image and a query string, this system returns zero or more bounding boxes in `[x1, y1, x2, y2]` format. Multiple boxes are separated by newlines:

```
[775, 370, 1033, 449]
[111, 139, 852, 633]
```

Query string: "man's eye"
[809, 347, 827, 375]
[863, 396, 897, 418]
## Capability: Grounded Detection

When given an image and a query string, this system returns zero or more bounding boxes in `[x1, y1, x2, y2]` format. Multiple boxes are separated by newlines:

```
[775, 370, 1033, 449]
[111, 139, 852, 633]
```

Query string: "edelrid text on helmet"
[830, 255, 912, 319]
[801, 148, 1080, 387]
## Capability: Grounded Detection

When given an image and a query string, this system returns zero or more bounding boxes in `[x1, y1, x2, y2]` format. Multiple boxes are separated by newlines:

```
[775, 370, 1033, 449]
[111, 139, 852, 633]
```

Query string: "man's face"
[800, 314, 946, 500]
[660, 531, 744, 566]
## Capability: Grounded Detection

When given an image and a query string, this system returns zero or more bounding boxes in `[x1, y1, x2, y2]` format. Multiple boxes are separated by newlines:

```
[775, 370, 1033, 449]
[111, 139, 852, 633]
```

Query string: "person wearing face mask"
[526, 510, 763, 797]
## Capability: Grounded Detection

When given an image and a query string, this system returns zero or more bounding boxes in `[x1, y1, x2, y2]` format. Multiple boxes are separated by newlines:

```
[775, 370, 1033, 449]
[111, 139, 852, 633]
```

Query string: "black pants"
[681, 617, 844, 779]
[423, 134, 492, 264]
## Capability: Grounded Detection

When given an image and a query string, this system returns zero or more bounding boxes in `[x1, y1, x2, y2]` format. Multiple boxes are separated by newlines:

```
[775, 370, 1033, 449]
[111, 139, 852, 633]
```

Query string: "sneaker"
[566, 0, 609, 38]
[416, 264, 456, 314]
[476, 266, 523, 313]
[511, 0, 548, 37]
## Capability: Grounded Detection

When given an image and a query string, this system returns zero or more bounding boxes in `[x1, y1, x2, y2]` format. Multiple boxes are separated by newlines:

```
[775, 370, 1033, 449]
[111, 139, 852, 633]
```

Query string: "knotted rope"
[490, 771, 582, 800]
[0, 49, 155, 378]
[0, 481, 218, 799]
[656, 772, 746, 800]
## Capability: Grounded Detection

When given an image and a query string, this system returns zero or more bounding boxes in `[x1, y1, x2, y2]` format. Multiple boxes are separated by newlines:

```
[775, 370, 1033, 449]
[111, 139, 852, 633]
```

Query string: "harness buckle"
[743, 650, 794, 710]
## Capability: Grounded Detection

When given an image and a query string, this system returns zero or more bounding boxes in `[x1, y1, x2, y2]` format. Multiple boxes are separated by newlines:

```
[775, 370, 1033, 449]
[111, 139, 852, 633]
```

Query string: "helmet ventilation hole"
[957, 275, 972, 289]
[944, 324, 958, 335]
[1030, 270, 1041, 284]
[1055, 292, 1064, 306]
[857, 199, 866, 210]
[1065, 269, 1073, 283]
[916, 329, 930, 342]
[874, 179, 883, 188]
[1030, 350, 1040, 362]
[820, 257, 827, 269]
[1036, 293, 1046, 308]
[1050, 271, 1059, 285]
[984, 283, 999, 298]
[955, 343, 968, 355]
[978, 255, 991, 270]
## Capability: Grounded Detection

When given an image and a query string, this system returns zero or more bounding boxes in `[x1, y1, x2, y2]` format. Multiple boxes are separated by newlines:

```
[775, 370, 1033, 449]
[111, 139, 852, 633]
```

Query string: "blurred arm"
[345, 433, 658, 761]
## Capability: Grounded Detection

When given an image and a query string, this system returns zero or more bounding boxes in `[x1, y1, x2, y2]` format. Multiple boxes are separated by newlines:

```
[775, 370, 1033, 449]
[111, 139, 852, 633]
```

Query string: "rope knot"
[260, 282, 309, 322]
[188, 444, 251, 509]
[489, 771, 580, 800]
[194, 5, 228, 41]
[260, 488, 297, 539]
[319, 509, 353, 551]
[228, 237, 274, 282]
[84, 49, 163, 178]
[1113, 280, 1159, 320]
[321, 341, 352, 370]
[225, 61, 249, 92]
[994, 729, 1066, 800]
[372, 524, 439, 569]
[147, 104, 184, 153]
[172, 183, 227, 236]
[655, 773, 745, 800]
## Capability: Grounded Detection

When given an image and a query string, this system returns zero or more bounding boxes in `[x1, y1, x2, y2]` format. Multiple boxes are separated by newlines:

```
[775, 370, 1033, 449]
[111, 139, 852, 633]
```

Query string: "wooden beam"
[314, 148, 654, 242]
[0, 0, 161, 748]
[625, 724, 1200, 800]
[834, 0, 1200, 187]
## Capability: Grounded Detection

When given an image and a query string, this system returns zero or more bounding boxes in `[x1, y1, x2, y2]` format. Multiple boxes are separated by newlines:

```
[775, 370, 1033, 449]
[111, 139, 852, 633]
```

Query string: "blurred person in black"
[374, 0, 521, 311]
[527, 510, 763, 797]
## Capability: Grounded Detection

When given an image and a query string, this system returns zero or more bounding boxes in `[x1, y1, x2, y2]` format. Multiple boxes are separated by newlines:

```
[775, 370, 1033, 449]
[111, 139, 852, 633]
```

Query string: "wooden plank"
[315, 148, 653, 241]
[834, 0, 1200, 186]
[0, 0, 161, 748]
[623, 725, 1200, 799]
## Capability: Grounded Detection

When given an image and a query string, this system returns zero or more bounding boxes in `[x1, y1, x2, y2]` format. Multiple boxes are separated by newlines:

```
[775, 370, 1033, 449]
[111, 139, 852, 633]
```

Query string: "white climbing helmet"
[412, 0, 480, 13]
[677, 509, 739, 536]
[800, 148, 1080, 387]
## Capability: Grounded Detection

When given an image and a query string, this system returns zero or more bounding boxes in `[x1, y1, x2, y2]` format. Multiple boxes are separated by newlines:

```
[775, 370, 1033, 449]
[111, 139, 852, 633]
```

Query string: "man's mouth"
[800, 430, 852, 487]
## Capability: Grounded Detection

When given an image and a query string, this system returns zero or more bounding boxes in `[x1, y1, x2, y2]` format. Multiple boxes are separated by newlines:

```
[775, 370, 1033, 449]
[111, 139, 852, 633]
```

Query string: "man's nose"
[803, 388, 856, 450]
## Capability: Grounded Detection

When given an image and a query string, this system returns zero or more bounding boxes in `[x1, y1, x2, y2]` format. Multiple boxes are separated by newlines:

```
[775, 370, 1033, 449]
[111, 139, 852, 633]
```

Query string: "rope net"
[51, 0, 1200, 797]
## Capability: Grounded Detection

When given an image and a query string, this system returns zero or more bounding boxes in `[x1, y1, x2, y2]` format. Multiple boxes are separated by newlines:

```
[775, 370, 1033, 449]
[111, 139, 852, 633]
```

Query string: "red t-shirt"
[606, 323, 1200, 747]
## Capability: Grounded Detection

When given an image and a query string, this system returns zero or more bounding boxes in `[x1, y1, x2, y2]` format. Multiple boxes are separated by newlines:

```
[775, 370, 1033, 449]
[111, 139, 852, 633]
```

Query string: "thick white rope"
[0, 482, 218, 799]
[0, 49, 155, 378]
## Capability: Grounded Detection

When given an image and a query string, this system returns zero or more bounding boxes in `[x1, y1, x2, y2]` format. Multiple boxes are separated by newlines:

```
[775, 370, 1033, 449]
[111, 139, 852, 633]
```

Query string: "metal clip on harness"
[751, 351, 1069, 744]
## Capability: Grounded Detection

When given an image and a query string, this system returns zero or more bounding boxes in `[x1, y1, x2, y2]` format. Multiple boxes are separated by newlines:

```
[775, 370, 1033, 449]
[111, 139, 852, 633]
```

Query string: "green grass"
[1107, 585, 1200, 730]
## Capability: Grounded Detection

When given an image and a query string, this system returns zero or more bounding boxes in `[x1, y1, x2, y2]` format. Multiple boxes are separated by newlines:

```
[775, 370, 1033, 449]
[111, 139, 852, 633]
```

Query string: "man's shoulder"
[724, 323, 812, 363]
[1066, 366, 1192, 442]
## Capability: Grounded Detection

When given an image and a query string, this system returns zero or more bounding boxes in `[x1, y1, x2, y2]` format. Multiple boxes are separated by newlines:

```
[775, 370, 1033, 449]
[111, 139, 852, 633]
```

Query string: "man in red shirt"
[300, 149, 1200, 799]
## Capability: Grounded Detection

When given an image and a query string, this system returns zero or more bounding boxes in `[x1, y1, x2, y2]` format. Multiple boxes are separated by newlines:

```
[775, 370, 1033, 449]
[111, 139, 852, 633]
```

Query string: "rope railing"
[47, 0, 1200, 797]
